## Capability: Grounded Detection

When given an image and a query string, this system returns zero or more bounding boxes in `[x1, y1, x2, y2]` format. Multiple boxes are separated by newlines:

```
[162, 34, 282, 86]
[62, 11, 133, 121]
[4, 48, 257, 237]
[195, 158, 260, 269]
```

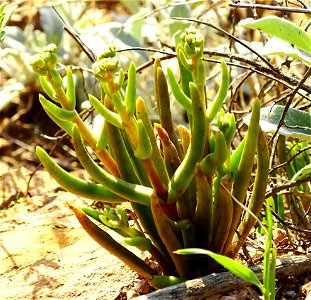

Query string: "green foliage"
[0, 1, 147, 112]
[270, 135, 311, 231]
[239, 16, 311, 54]
[30, 28, 269, 288]
[239, 16, 311, 65]
[176, 247, 263, 289]
[244, 105, 311, 142]
[240, 15, 311, 233]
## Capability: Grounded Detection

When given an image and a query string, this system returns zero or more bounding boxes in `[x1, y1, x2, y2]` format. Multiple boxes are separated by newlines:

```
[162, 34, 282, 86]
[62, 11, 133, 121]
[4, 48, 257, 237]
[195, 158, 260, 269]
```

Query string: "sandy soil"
[0, 164, 142, 300]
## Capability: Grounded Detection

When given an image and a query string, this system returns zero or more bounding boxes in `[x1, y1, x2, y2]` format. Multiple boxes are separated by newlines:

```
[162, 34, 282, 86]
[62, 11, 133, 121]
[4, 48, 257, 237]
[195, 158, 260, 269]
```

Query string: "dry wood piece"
[302, 281, 311, 297]
[136, 254, 311, 300]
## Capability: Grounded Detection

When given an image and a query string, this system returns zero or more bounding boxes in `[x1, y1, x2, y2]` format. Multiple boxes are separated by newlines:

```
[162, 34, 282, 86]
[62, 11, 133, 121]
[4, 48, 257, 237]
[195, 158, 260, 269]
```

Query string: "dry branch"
[136, 254, 311, 300]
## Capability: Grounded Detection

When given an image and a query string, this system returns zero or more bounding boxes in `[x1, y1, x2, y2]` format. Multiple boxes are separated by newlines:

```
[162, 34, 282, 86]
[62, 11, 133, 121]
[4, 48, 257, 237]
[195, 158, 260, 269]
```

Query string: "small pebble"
[134, 279, 151, 294]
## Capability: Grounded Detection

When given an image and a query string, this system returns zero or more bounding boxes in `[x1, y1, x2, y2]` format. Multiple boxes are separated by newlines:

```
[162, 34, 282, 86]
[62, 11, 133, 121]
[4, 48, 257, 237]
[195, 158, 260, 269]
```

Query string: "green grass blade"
[176, 248, 264, 290]
[263, 205, 276, 300]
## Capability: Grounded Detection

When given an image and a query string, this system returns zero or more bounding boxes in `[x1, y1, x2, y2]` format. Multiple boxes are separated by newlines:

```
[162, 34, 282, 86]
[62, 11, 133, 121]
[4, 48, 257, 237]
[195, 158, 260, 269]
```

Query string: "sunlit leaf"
[261, 37, 311, 66]
[175, 248, 263, 290]
[170, 4, 191, 44]
[0, 3, 17, 43]
[239, 16, 311, 54]
[291, 163, 311, 182]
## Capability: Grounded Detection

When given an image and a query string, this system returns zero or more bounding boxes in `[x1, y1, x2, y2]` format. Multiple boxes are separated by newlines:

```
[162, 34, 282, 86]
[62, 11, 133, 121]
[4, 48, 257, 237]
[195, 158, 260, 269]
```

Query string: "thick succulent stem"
[168, 82, 206, 203]
[228, 130, 270, 257]
[210, 175, 233, 254]
[151, 194, 188, 278]
[154, 60, 182, 158]
[194, 164, 213, 249]
[223, 99, 261, 253]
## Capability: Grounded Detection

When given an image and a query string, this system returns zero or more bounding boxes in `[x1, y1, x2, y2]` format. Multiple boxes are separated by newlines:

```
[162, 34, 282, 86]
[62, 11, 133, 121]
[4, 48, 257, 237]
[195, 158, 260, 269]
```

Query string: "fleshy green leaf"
[291, 163, 311, 182]
[125, 62, 136, 116]
[36, 146, 122, 202]
[95, 121, 109, 151]
[39, 94, 77, 121]
[65, 67, 76, 110]
[39, 76, 58, 102]
[88, 94, 123, 129]
[123, 237, 152, 251]
[150, 275, 184, 289]
[206, 60, 229, 124]
[167, 67, 192, 113]
[134, 119, 153, 160]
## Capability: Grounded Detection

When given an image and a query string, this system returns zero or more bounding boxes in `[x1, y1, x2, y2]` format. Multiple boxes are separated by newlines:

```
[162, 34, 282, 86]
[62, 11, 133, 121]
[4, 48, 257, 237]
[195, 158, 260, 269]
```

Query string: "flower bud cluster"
[92, 45, 119, 81]
[29, 43, 58, 75]
[180, 26, 204, 57]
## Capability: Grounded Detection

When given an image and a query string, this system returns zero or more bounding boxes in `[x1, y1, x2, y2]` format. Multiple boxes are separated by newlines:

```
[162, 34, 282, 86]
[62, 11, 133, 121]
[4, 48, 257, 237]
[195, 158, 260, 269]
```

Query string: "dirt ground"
[0, 163, 148, 300]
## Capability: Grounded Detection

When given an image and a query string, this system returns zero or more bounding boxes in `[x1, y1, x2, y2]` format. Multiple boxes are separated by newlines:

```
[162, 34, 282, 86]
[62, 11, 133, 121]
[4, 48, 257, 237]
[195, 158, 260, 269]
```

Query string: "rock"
[0, 188, 139, 300]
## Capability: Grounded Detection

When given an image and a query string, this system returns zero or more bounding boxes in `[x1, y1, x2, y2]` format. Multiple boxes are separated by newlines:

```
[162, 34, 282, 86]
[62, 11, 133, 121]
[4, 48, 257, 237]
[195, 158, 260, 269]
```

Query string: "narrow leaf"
[206, 60, 229, 124]
[89, 94, 123, 129]
[134, 119, 153, 160]
[176, 248, 263, 289]
[39, 94, 77, 121]
[125, 61, 136, 116]
[167, 67, 192, 113]
[66, 67, 76, 110]
[71, 124, 153, 205]
[36, 147, 122, 202]
[39, 76, 58, 101]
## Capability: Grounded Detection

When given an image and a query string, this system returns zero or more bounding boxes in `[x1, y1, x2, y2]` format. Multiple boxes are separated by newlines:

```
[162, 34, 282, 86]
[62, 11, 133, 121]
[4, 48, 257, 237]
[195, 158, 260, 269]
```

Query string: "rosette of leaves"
[30, 27, 269, 288]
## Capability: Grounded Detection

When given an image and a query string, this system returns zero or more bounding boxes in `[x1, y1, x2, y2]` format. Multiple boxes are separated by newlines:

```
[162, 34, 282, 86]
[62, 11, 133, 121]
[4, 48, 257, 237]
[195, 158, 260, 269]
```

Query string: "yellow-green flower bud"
[217, 109, 228, 131]
[92, 56, 119, 81]
[40, 43, 57, 53]
[180, 26, 197, 41]
[217, 109, 236, 142]
[180, 26, 204, 57]
[97, 45, 117, 60]
[29, 43, 58, 75]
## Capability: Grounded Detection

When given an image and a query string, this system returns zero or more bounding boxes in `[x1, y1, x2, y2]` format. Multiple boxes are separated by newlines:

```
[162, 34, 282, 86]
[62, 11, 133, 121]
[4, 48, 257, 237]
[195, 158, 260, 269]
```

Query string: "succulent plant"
[30, 27, 269, 288]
